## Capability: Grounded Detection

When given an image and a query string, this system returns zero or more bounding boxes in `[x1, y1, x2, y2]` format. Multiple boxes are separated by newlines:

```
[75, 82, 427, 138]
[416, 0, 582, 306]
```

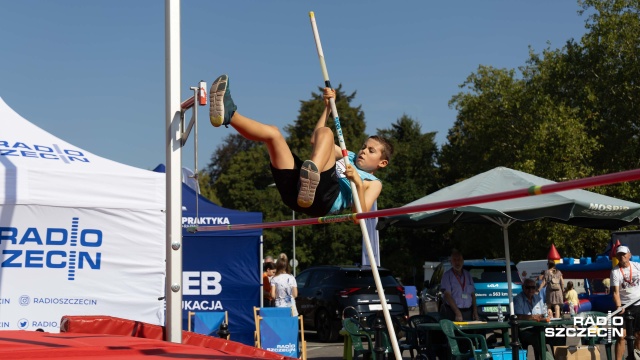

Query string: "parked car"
[419, 259, 522, 320]
[295, 265, 409, 342]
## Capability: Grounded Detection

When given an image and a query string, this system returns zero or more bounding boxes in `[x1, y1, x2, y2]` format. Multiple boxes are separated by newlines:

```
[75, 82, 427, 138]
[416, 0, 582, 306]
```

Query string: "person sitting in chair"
[515, 278, 563, 360]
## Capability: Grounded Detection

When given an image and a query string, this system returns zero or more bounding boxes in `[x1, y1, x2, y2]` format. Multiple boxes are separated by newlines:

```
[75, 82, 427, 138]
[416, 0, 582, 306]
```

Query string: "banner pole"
[308, 12, 402, 360]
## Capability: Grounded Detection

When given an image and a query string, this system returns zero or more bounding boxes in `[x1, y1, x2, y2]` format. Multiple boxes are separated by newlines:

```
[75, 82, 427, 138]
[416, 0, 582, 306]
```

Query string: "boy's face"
[355, 138, 388, 172]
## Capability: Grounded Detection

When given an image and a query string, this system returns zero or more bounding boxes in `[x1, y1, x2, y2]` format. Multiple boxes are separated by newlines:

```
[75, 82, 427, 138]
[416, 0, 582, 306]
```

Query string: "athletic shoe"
[209, 74, 237, 127]
[297, 160, 320, 208]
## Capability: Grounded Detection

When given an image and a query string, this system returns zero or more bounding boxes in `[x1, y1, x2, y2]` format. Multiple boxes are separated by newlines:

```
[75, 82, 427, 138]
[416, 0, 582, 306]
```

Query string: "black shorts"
[270, 153, 340, 217]
[621, 304, 640, 332]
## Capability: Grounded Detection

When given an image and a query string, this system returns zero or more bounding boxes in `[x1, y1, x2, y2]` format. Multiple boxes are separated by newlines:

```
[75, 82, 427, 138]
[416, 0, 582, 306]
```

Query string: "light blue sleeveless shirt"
[329, 151, 380, 214]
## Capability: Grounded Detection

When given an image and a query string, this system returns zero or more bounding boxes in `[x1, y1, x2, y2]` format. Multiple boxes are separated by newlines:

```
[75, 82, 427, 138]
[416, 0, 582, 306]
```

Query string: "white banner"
[0, 205, 165, 332]
[362, 201, 380, 266]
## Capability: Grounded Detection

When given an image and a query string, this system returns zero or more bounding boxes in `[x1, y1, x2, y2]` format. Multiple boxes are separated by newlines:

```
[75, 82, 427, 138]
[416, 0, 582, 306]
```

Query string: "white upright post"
[165, 0, 182, 343]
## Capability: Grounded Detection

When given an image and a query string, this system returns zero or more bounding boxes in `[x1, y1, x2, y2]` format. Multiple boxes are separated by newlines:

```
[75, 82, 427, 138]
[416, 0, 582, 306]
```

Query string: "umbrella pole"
[502, 225, 522, 360]
[503, 225, 514, 316]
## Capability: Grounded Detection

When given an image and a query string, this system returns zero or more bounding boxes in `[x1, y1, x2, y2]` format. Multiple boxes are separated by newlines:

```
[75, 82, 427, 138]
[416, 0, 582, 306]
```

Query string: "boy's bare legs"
[309, 127, 337, 172]
[210, 74, 294, 170]
[210, 74, 335, 209]
[231, 113, 335, 208]
[228, 112, 295, 170]
[297, 127, 336, 208]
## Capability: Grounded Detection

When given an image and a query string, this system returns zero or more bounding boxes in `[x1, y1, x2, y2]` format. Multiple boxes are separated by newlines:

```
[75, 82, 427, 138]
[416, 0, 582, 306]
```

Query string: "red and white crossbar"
[193, 167, 640, 232]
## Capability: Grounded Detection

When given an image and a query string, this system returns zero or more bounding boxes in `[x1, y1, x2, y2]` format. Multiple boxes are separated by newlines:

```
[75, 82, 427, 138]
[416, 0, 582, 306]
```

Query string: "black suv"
[295, 265, 409, 342]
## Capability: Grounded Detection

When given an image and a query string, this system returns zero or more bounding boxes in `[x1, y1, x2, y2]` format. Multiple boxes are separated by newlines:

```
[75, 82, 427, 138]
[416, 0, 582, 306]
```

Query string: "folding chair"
[254, 306, 306, 359]
[253, 307, 293, 345]
[187, 311, 228, 338]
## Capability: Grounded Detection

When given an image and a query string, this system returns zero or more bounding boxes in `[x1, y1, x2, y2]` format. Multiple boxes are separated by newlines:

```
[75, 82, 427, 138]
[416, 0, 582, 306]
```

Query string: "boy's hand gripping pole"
[308, 12, 402, 360]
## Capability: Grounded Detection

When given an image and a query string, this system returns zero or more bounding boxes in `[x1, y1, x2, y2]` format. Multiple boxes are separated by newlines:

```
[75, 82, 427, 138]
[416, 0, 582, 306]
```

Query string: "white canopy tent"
[0, 97, 166, 331]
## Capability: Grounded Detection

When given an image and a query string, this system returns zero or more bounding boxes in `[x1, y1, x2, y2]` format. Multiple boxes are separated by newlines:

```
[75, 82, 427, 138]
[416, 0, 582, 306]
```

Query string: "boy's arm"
[314, 87, 335, 132]
[345, 165, 382, 212]
[359, 180, 382, 213]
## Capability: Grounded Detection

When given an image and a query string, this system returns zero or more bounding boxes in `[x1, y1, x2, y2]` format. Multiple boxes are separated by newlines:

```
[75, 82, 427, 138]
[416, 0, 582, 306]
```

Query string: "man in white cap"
[611, 245, 640, 360]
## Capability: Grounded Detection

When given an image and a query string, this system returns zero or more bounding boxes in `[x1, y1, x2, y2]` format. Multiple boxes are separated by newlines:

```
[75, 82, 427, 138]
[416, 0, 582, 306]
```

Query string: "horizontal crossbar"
[192, 168, 640, 232]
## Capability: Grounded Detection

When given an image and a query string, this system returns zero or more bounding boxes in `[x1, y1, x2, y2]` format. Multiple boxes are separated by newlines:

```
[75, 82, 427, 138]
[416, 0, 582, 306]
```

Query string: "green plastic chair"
[574, 311, 614, 360]
[343, 318, 374, 359]
[411, 314, 450, 360]
[439, 319, 492, 360]
[343, 318, 393, 360]
[365, 312, 412, 359]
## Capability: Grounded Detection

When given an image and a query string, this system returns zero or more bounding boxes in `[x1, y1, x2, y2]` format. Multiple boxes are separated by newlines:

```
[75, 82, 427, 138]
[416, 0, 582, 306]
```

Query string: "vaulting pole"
[308, 12, 402, 360]
[194, 167, 640, 232]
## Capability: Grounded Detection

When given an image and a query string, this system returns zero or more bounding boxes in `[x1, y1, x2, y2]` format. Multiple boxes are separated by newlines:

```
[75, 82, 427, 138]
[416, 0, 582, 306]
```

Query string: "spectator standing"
[263, 262, 276, 307]
[440, 249, 479, 321]
[537, 271, 547, 300]
[611, 245, 640, 360]
[564, 281, 579, 313]
[270, 254, 298, 316]
[537, 260, 564, 318]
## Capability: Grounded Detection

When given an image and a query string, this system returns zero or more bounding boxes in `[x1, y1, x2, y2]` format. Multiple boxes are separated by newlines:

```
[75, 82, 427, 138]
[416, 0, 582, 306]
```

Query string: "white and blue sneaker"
[209, 74, 237, 127]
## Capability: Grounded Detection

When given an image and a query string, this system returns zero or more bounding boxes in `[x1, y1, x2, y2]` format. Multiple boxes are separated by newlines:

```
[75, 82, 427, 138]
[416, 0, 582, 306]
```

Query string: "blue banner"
[182, 235, 260, 345]
[405, 286, 418, 307]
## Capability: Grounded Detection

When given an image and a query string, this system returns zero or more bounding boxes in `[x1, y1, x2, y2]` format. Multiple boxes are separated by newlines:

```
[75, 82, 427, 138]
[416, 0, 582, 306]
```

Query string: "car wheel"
[315, 309, 339, 342]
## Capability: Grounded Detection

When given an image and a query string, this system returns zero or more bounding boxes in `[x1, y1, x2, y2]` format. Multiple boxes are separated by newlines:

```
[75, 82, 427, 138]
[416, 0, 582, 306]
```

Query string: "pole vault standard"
[308, 12, 402, 359]
[193, 167, 640, 233]
[165, 0, 182, 343]
[166, 0, 209, 342]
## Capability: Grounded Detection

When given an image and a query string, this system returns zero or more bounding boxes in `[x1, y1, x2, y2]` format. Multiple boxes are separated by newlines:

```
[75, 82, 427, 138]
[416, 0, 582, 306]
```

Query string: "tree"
[437, 0, 640, 261]
[376, 115, 445, 281]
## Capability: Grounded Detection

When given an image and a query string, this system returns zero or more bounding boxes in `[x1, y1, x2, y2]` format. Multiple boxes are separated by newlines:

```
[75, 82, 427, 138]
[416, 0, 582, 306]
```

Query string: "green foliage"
[197, 171, 220, 205]
[437, 0, 640, 262]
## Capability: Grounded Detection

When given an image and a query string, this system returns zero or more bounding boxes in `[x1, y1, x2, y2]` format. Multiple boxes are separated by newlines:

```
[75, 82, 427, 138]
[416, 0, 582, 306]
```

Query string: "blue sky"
[0, 1, 590, 171]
